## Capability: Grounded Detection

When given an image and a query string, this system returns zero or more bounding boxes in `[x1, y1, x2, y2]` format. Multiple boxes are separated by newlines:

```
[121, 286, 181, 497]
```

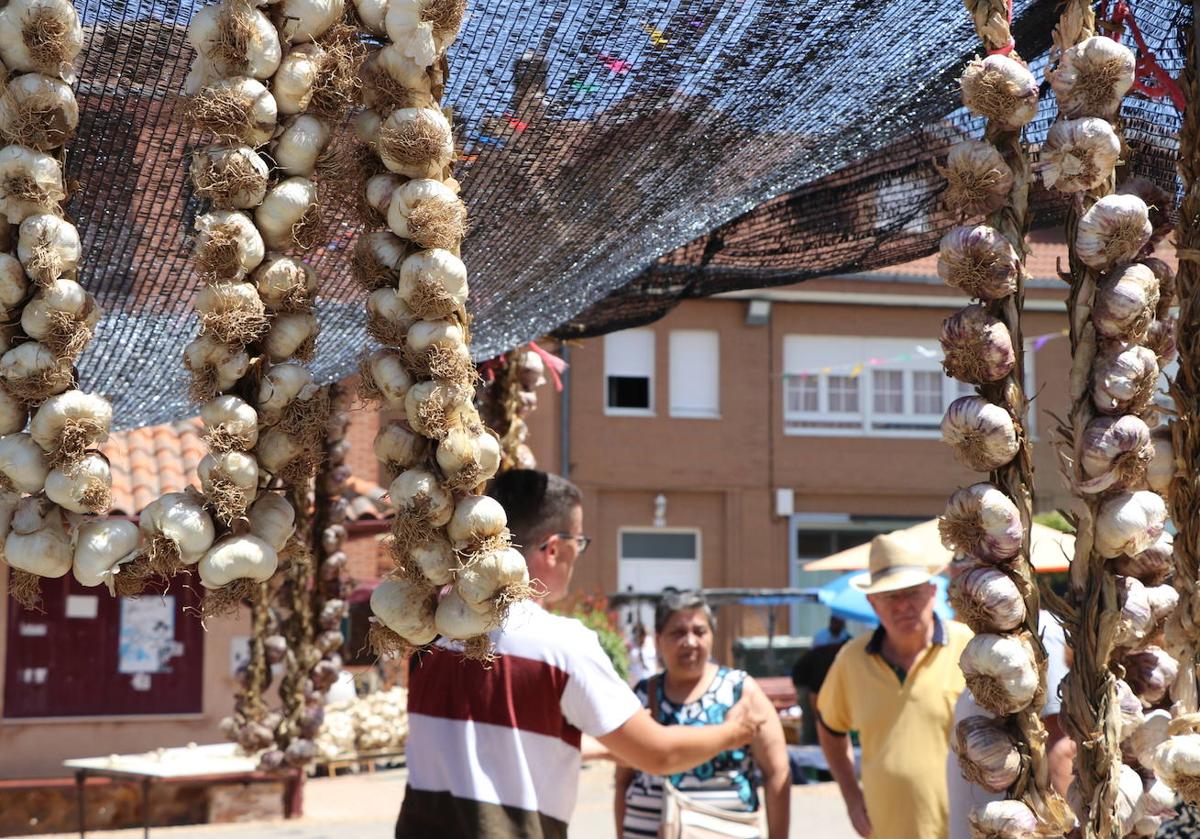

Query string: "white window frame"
[618, 527, 703, 566]
[782, 335, 1036, 439]
[604, 329, 655, 417]
[669, 330, 721, 419]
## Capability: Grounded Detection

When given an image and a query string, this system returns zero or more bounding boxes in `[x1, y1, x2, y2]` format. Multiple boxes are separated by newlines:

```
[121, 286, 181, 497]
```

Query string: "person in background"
[813, 614, 851, 648]
[817, 532, 972, 839]
[627, 621, 659, 686]
[397, 470, 765, 839]
[615, 590, 791, 839]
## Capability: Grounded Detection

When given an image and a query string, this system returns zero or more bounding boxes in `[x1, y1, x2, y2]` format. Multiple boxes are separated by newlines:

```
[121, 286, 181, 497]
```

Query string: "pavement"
[34, 764, 858, 839]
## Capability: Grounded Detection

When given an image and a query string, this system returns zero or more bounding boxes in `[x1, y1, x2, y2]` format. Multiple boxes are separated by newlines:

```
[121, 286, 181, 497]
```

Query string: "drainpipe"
[559, 344, 571, 478]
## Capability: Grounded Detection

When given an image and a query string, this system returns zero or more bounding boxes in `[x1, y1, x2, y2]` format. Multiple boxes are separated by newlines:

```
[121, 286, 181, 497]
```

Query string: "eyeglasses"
[539, 533, 592, 554]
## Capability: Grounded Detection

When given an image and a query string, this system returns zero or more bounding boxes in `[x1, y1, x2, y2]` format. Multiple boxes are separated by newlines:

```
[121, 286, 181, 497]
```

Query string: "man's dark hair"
[487, 469, 582, 552]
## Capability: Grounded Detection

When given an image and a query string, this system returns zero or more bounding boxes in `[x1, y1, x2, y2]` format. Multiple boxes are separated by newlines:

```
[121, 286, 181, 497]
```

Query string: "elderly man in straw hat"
[816, 531, 972, 839]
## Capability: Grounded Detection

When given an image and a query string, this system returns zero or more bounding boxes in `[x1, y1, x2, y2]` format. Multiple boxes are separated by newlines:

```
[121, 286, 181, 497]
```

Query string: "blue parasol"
[816, 572, 954, 627]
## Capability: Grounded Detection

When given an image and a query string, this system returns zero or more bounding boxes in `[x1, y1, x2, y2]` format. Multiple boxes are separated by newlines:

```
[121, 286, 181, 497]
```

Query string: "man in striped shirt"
[397, 470, 762, 839]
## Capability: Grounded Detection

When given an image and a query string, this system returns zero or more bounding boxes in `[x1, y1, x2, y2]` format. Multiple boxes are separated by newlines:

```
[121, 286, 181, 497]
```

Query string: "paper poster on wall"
[118, 596, 176, 674]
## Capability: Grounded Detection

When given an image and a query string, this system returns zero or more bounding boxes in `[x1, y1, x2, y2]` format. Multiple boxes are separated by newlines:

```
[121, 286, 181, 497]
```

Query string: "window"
[605, 329, 654, 414]
[782, 335, 1036, 437]
[617, 529, 702, 630]
[669, 330, 720, 418]
[621, 530, 700, 560]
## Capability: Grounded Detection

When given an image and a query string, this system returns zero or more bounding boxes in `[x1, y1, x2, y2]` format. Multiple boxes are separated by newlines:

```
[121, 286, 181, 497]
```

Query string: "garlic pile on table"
[0, 0, 120, 610]
[354, 0, 531, 661]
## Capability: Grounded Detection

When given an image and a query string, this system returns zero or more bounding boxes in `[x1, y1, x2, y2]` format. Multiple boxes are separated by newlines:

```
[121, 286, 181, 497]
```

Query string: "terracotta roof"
[103, 419, 205, 516]
[102, 420, 391, 519]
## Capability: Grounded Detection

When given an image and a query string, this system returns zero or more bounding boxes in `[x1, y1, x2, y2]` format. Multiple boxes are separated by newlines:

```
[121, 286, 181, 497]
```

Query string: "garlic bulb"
[374, 421, 427, 473]
[20, 277, 99, 361]
[256, 177, 321, 251]
[0, 340, 71, 401]
[188, 76, 278, 147]
[198, 450, 260, 518]
[939, 141, 1014, 216]
[447, 494, 508, 547]
[202, 394, 259, 450]
[1128, 709, 1172, 768]
[387, 178, 466, 251]
[408, 536, 456, 586]
[197, 534, 279, 588]
[954, 716, 1022, 792]
[186, 3, 282, 79]
[1116, 679, 1146, 739]
[257, 362, 318, 425]
[1116, 762, 1146, 834]
[361, 348, 412, 410]
[352, 230, 407, 290]
[0, 145, 64, 223]
[385, 0, 465, 67]
[1114, 532, 1173, 585]
[264, 312, 318, 362]
[1115, 576, 1155, 648]
[404, 380, 472, 438]
[1146, 584, 1179, 625]
[960, 54, 1039, 130]
[436, 587, 500, 640]
[1093, 262, 1159, 342]
[190, 145, 270, 209]
[256, 427, 307, 477]
[377, 106, 454, 179]
[518, 350, 546, 389]
[370, 576, 437, 645]
[248, 493, 296, 553]
[0, 387, 26, 436]
[17, 212, 78, 283]
[1146, 427, 1175, 494]
[1078, 414, 1152, 493]
[0, 253, 29, 318]
[353, 107, 382, 144]
[0, 73, 77, 151]
[366, 287, 415, 346]
[1035, 117, 1122, 193]
[1124, 645, 1178, 704]
[1095, 490, 1167, 559]
[1147, 316, 1178, 367]
[1076, 194, 1153, 269]
[272, 43, 324, 114]
[277, 0, 345, 43]
[0, 432, 48, 494]
[4, 496, 72, 578]
[949, 563, 1025, 633]
[72, 519, 140, 591]
[436, 426, 501, 490]
[193, 211, 265, 280]
[254, 256, 318, 312]
[940, 396, 1019, 471]
[960, 633, 1039, 715]
[139, 491, 216, 565]
[968, 799, 1038, 839]
[1119, 180, 1175, 249]
[353, 0, 387, 34]
[389, 468, 453, 526]
[940, 306, 1015, 384]
[1049, 36, 1136, 119]
[44, 452, 110, 513]
[0, 0, 82, 75]
[940, 483, 1023, 562]
[184, 336, 251, 399]
[1154, 734, 1200, 802]
[398, 248, 469, 318]
[273, 114, 332, 177]
[196, 282, 269, 346]
[1091, 343, 1159, 417]
[365, 173, 403, 218]
[456, 547, 529, 608]
[936, 225, 1019, 301]
[362, 46, 437, 114]
[406, 318, 472, 380]
[29, 389, 112, 457]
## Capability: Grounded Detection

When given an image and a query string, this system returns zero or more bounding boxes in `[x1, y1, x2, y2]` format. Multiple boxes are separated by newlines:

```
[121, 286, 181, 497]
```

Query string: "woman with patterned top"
[614, 591, 790, 839]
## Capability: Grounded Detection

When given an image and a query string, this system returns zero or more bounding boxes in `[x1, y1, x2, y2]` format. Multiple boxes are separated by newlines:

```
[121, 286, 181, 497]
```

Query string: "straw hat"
[850, 531, 940, 595]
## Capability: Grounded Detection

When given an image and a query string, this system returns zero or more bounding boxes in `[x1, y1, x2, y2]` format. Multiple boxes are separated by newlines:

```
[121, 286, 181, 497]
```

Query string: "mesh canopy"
[65, 0, 1186, 428]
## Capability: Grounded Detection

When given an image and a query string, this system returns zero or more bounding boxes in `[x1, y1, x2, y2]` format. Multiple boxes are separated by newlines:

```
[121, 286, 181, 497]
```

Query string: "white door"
[617, 529, 701, 634]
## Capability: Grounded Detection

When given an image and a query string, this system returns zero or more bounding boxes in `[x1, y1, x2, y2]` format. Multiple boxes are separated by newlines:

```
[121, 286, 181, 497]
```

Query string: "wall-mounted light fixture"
[653, 494, 667, 528]
[745, 299, 772, 326]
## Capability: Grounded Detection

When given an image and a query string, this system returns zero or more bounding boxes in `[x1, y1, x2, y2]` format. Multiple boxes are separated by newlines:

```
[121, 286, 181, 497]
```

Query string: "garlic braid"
[938, 2, 1071, 834]
[0, 0, 118, 610]
[353, 0, 527, 661]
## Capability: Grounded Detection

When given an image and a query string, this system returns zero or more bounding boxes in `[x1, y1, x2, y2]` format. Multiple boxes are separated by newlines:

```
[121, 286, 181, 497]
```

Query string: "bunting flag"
[783, 328, 1069, 379]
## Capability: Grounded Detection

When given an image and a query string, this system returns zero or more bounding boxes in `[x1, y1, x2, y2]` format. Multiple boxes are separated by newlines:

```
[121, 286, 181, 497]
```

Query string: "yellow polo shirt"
[817, 618, 973, 839]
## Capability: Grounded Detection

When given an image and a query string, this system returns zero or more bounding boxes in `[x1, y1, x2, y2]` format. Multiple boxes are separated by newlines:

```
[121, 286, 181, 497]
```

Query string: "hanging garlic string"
[938, 2, 1071, 833]
[0, 0, 121, 609]
[482, 346, 547, 472]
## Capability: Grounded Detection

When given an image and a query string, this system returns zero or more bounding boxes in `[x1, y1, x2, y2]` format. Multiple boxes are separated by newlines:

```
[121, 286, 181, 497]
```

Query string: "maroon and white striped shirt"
[397, 600, 642, 838]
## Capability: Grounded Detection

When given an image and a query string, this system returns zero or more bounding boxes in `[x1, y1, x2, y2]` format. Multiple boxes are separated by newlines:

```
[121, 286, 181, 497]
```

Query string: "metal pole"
[75, 770, 86, 839]
[559, 343, 571, 479]
[141, 777, 151, 839]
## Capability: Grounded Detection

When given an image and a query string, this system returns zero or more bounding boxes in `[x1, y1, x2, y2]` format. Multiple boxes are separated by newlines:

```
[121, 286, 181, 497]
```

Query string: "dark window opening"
[607, 376, 651, 410]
